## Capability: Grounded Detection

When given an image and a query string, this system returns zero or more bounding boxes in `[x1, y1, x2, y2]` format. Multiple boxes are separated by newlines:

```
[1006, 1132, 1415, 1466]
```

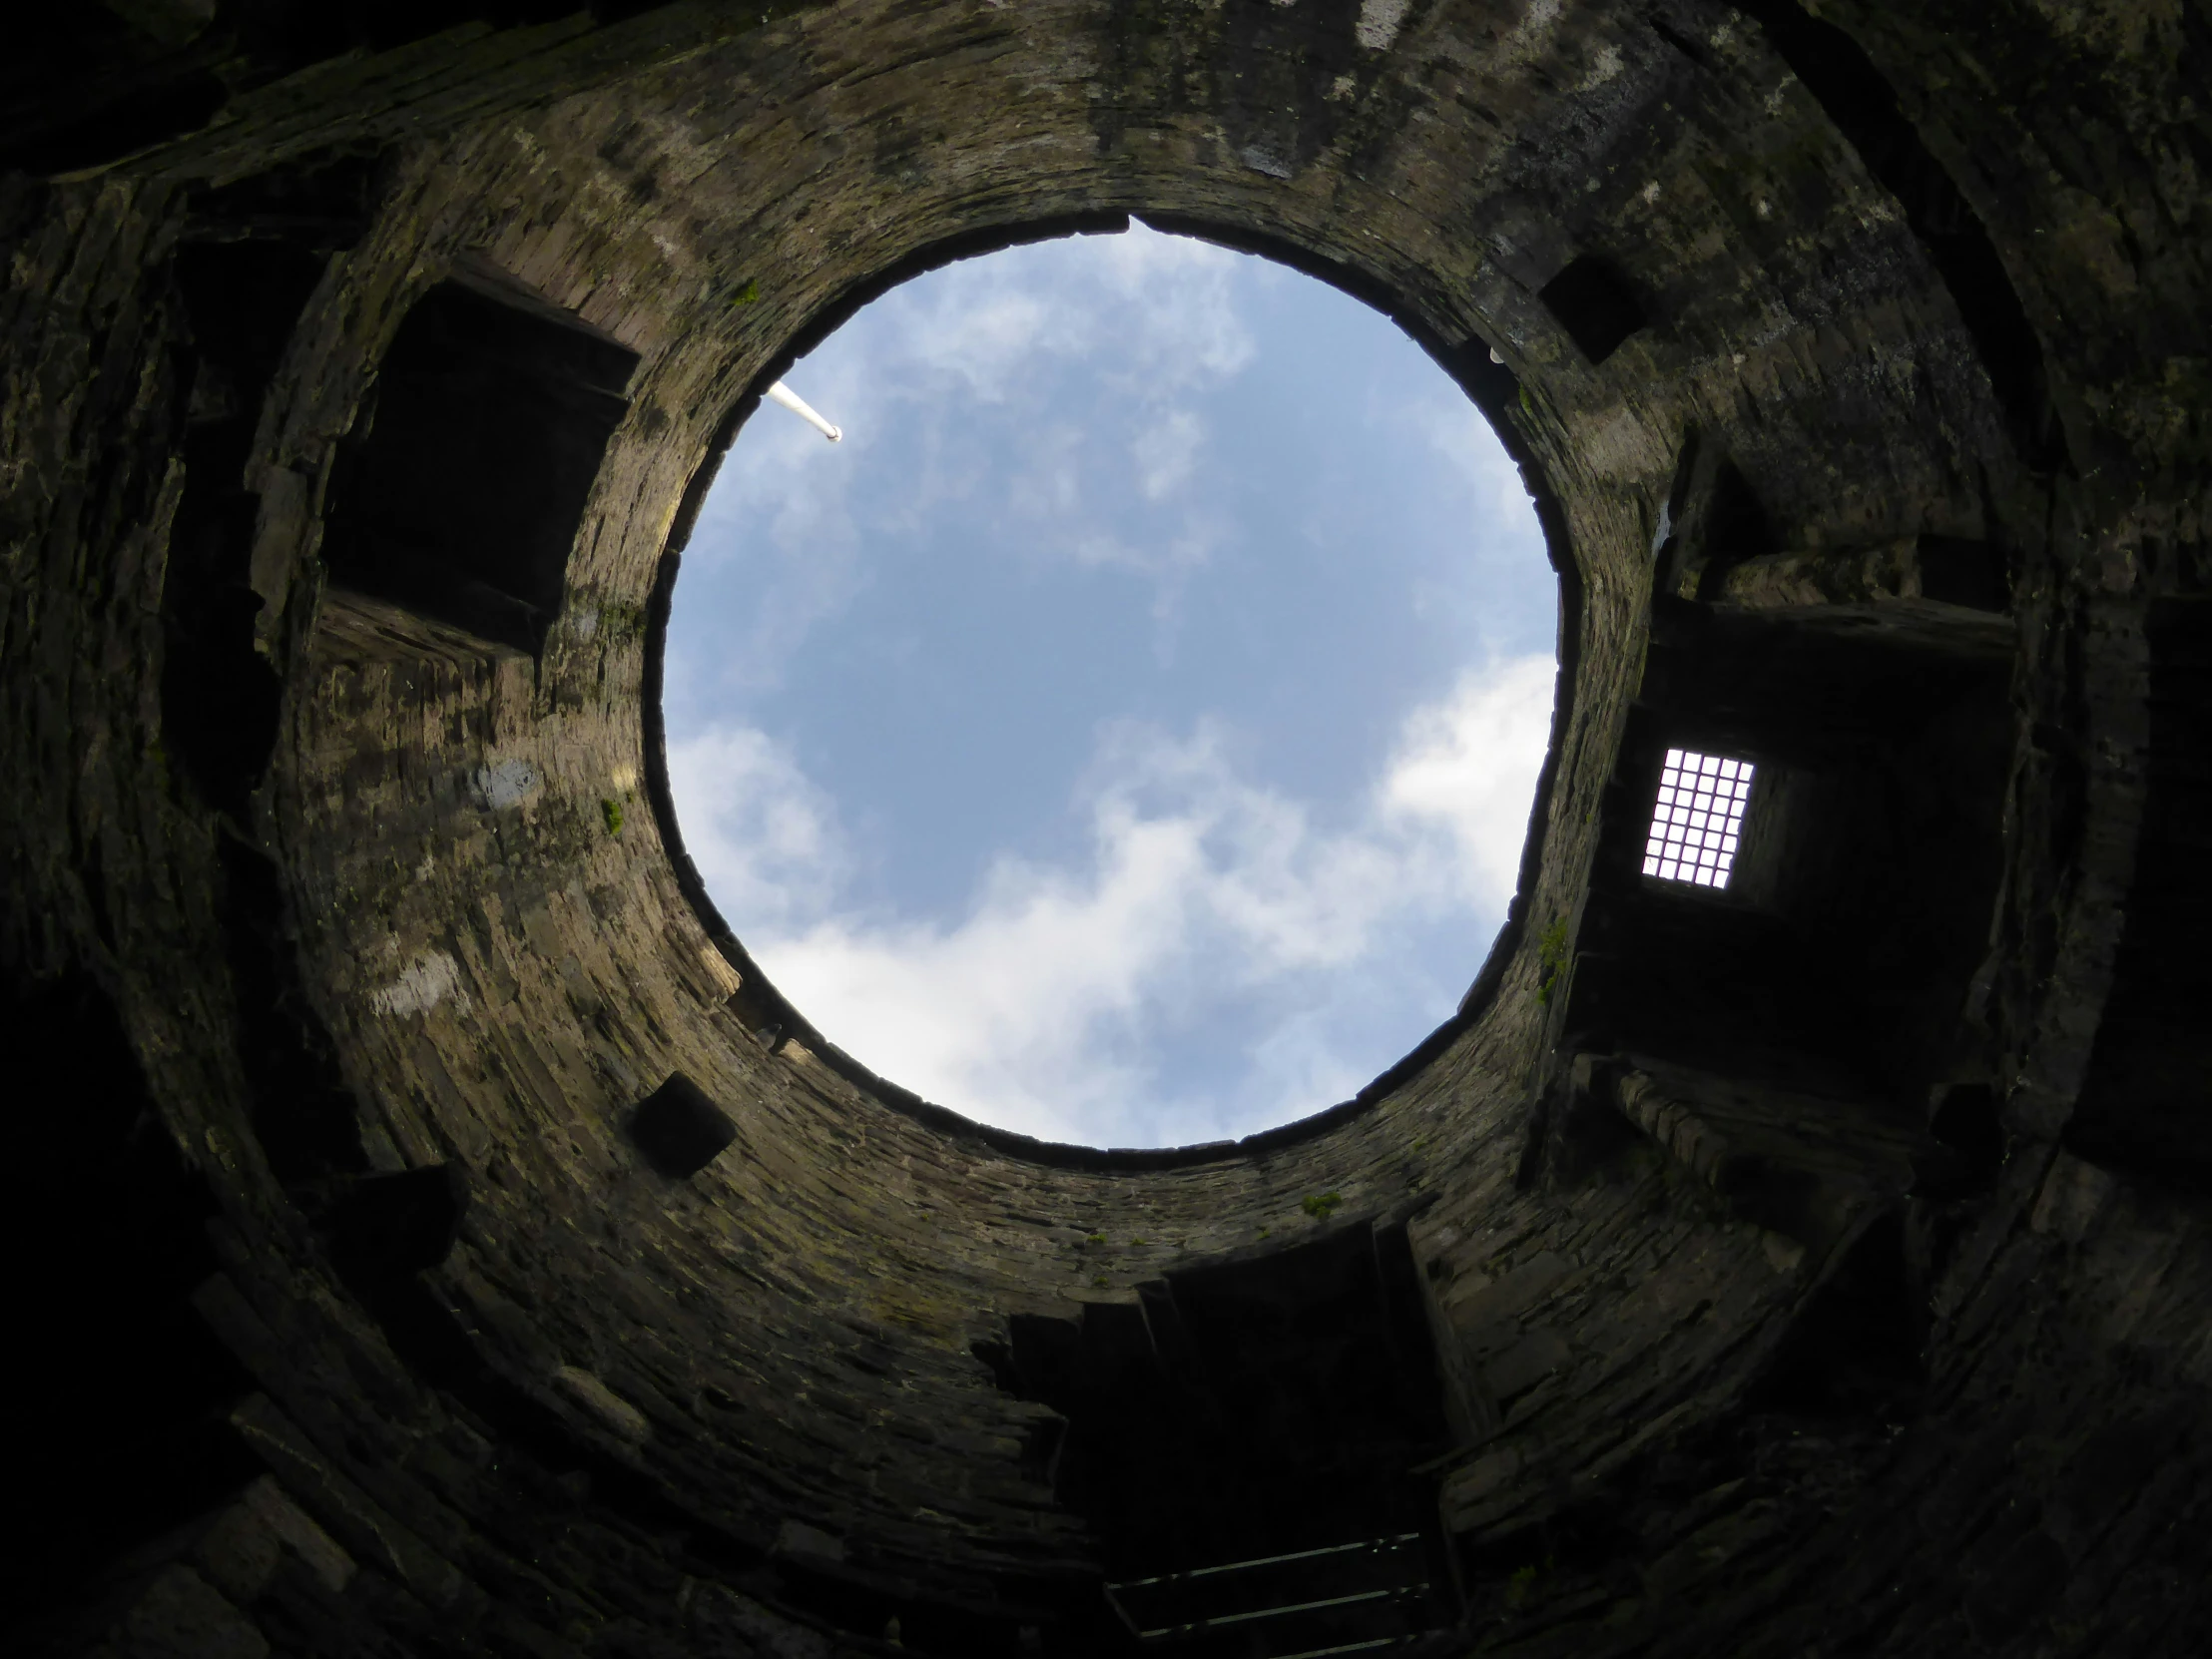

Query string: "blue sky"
[664, 223, 1553, 1148]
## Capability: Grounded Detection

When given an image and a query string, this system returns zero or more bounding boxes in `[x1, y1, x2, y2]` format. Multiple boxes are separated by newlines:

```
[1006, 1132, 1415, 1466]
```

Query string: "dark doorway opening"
[324, 276, 637, 655]
[978, 1223, 1458, 1655]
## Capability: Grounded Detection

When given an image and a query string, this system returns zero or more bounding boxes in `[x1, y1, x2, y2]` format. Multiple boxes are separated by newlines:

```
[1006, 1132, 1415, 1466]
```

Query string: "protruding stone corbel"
[628, 1071, 738, 1177]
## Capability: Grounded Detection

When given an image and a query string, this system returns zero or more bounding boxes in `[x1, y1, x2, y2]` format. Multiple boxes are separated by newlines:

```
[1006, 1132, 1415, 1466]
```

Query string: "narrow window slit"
[1643, 748, 1753, 889]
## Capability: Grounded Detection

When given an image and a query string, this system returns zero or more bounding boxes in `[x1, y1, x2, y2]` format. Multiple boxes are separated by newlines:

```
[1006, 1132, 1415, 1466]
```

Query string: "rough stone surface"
[3, 1, 2209, 1655]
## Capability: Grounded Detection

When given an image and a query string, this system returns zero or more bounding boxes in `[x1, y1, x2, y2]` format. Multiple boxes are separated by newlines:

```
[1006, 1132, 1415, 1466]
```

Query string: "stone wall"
[2, 2, 2208, 1655]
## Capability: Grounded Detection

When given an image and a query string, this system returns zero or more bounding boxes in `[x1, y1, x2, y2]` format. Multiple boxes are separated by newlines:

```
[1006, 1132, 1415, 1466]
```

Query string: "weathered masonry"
[4, 3, 2209, 1656]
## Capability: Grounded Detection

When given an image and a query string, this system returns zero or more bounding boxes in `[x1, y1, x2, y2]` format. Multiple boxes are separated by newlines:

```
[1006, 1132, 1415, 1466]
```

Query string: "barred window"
[1644, 749, 1753, 888]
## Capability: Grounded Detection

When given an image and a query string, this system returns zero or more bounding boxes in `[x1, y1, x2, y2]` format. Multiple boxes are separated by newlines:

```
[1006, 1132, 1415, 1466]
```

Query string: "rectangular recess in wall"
[1644, 749, 1754, 887]
[323, 278, 638, 655]
[1538, 254, 1647, 364]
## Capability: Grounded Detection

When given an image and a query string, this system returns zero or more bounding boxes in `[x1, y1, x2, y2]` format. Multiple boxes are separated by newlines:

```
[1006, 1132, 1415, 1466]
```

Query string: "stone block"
[773, 1519, 845, 1563]
[627, 1073, 736, 1177]
[1483, 1328, 1573, 1401]
[192, 1475, 356, 1601]
[113, 1564, 269, 1659]
[552, 1365, 652, 1443]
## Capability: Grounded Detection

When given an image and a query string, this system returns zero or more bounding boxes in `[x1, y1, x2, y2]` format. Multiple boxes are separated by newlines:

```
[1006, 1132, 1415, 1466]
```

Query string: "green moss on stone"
[1536, 917, 1570, 1005]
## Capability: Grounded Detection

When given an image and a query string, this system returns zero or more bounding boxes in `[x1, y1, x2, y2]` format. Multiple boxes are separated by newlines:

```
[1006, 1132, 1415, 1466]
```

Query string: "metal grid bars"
[1105, 1534, 1434, 1657]
[1644, 749, 1753, 888]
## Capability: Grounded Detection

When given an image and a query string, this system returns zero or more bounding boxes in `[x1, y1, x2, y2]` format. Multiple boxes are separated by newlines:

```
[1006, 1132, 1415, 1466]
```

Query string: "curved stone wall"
[4, 2, 2208, 1656]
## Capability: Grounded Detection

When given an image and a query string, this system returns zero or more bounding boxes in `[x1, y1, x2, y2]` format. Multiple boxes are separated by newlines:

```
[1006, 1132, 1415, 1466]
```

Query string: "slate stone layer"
[2, 2, 2208, 1656]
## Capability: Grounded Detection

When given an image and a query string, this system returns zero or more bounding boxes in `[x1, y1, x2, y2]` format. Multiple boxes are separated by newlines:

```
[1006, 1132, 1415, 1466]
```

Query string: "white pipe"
[766, 379, 842, 442]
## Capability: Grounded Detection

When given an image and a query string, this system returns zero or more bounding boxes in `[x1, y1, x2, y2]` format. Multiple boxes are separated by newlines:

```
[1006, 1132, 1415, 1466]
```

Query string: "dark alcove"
[981, 1223, 1458, 1655]
[323, 276, 639, 655]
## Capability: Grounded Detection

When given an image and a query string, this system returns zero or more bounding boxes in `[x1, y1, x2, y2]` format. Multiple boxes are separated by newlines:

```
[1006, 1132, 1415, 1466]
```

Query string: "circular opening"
[664, 225, 1552, 1147]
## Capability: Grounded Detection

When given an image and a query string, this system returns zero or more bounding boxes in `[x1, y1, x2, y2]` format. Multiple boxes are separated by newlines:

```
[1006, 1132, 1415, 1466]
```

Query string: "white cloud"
[1092, 224, 1258, 387]
[902, 285, 1083, 400]
[1400, 381, 1541, 532]
[664, 725, 848, 931]
[1005, 419, 1087, 522]
[863, 223, 1253, 406]
[1380, 653, 1559, 899]
[663, 223, 1559, 1147]
[670, 654, 1555, 1146]
[1132, 407, 1205, 501]
[668, 225, 1259, 711]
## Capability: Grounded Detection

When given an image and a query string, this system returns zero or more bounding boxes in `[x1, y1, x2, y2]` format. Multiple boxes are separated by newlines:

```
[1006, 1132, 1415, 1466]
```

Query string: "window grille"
[1105, 1533, 1436, 1657]
[1644, 749, 1753, 888]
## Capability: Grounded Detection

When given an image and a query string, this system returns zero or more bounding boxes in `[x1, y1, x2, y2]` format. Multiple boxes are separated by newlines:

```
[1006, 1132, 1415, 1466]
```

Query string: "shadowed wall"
[3, 2, 2209, 1655]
